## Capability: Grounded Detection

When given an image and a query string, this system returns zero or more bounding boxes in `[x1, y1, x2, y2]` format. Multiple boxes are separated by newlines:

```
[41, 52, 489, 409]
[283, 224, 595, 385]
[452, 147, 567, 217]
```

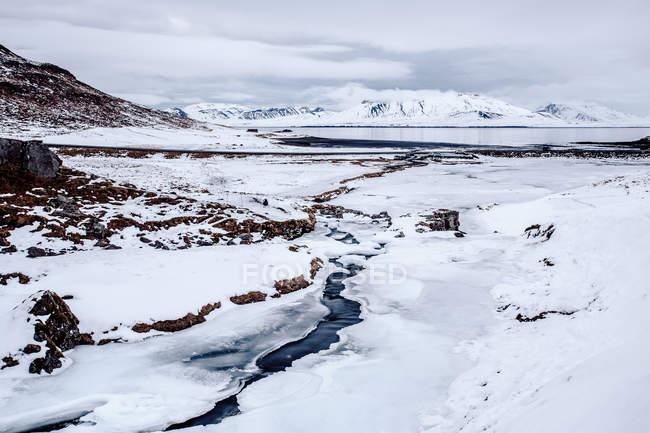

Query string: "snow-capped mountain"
[182, 103, 330, 125]
[175, 94, 649, 127]
[536, 103, 643, 124]
[326, 93, 552, 126]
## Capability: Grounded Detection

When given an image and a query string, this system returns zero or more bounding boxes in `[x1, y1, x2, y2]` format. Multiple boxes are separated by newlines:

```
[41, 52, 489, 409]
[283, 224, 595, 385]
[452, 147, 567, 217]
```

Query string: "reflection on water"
[271, 127, 650, 146]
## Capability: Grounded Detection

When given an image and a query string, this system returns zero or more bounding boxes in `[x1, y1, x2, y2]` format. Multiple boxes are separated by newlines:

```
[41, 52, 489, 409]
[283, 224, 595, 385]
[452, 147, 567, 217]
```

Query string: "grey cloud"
[1, 0, 649, 115]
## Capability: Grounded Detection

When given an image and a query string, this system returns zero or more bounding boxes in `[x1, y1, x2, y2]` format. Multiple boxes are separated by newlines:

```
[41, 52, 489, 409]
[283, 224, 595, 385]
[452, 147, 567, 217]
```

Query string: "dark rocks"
[83, 217, 105, 239]
[239, 234, 253, 243]
[30, 291, 81, 351]
[230, 291, 267, 305]
[515, 310, 574, 322]
[246, 128, 259, 133]
[524, 224, 555, 241]
[1, 356, 19, 369]
[0, 138, 61, 178]
[417, 209, 460, 232]
[29, 349, 63, 374]
[97, 338, 123, 346]
[27, 246, 47, 258]
[22, 343, 41, 354]
[139, 236, 152, 244]
[50, 194, 83, 218]
[152, 240, 169, 250]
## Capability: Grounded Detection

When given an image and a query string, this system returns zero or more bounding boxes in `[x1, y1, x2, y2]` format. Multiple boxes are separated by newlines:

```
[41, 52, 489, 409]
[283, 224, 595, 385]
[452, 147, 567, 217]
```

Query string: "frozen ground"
[1, 147, 648, 433]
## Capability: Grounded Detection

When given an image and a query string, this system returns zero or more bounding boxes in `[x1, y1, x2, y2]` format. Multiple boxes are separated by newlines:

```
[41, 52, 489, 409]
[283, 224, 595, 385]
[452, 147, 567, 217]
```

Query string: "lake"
[262, 127, 650, 147]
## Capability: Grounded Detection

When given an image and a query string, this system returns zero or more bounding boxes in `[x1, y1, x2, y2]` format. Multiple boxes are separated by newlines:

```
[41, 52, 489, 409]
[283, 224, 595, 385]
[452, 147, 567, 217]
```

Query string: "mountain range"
[175, 97, 648, 127]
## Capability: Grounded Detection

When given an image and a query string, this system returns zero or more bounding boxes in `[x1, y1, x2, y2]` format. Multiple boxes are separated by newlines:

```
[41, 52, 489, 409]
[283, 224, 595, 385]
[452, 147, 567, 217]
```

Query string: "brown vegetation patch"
[230, 291, 267, 305]
[310, 257, 324, 279]
[273, 275, 311, 296]
[0, 272, 30, 285]
[132, 301, 222, 334]
[313, 186, 352, 203]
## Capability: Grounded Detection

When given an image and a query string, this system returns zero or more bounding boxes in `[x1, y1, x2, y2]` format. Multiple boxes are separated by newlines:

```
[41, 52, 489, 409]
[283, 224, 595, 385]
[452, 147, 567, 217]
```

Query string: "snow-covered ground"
[1, 149, 649, 433]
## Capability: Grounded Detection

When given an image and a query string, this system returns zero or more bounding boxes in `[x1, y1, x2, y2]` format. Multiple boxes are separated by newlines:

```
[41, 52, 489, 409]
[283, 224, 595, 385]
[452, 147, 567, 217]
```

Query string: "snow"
[178, 93, 650, 127]
[41, 126, 282, 151]
[1, 148, 649, 433]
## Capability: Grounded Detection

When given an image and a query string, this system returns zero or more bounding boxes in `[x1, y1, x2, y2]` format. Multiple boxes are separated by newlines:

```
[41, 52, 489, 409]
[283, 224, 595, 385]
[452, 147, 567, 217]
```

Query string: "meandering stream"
[167, 226, 377, 429]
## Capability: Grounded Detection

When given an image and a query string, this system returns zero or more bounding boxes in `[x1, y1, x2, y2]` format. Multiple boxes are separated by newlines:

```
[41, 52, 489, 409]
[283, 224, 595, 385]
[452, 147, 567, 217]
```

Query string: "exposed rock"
[0, 138, 61, 178]
[274, 275, 311, 295]
[97, 338, 123, 346]
[515, 310, 574, 322]
[541, 257, 555, 267]
[417, 209, 460, 231]
[1, 356, 19, 369]
[27, 246, 47, 258]
[524, 223, 555, 241]
[22, 343, 41, 354]
[28, 349, 62, 374]
[30, 291, 81, 351]
[50, 194, 83, 218]
[230, 291, 267, 305]
[83, 217, 105, 239]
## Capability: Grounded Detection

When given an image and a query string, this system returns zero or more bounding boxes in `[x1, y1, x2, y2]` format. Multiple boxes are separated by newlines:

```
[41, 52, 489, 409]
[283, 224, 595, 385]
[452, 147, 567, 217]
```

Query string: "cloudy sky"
[1, 0, 649, 114]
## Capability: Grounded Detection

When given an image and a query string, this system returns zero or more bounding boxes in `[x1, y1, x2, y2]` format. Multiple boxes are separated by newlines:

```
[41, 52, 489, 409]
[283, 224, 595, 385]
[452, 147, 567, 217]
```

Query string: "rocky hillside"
[0, 44, 196, 136]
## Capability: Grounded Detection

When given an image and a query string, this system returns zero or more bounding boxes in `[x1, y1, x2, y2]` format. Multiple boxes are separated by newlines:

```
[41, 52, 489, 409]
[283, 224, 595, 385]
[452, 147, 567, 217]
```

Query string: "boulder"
[30, 291, 82, 351]
[83, 217, 105, 239]
[27, 246, 47, 258]
[50, 194, 83, 218]
[418, 209, 460, 231]
[0, 138, 61, 178]
[28, 349, 62, 374]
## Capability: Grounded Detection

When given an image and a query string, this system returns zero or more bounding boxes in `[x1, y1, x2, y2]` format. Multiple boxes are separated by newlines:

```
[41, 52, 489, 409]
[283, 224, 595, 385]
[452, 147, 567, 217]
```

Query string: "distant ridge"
[175, 94, 649, 127]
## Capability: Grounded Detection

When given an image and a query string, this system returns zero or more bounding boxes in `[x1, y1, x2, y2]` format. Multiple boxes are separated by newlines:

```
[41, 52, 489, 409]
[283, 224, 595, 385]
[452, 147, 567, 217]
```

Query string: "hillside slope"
[0, 44, 196, 136]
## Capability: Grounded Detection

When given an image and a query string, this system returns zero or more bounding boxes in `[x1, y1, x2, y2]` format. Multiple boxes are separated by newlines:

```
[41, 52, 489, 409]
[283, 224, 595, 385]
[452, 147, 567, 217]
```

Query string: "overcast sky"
[1, 0, 649, 115]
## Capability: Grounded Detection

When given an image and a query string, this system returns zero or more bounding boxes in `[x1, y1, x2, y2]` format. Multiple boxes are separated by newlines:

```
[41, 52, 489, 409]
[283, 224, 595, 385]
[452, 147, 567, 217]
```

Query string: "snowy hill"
[536, 103, 644, 125]
[327, 94, 553, 126]
[183, 103, 330, 125]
